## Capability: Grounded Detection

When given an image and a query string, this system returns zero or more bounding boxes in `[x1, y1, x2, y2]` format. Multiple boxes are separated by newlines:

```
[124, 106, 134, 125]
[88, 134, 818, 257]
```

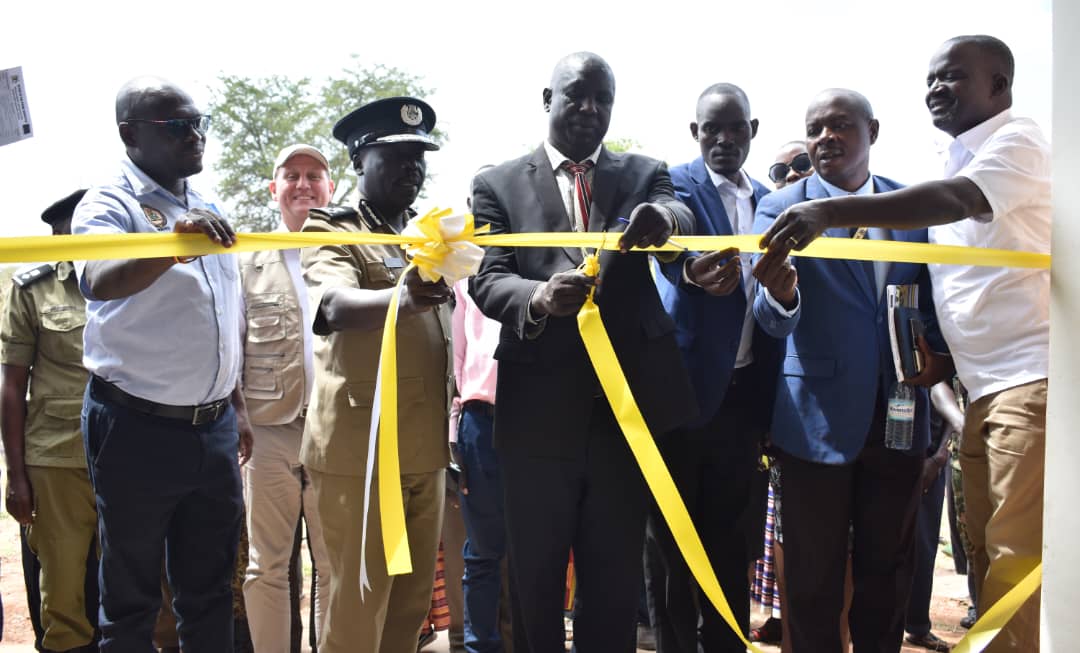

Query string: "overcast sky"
[0, 0, 1052, 238]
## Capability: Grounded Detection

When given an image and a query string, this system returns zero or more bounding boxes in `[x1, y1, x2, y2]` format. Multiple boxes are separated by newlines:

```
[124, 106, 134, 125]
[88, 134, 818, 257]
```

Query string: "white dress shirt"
[706, 166, 758, 368]
[544, 140, 602, 232]
[928, 109, 1051, 402]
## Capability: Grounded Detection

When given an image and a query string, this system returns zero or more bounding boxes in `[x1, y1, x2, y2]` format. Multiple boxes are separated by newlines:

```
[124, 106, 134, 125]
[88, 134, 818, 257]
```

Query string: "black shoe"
[636, 623, 657, 651]
[749, 617, 783, 643]
[960, 605, 977, 629]
[905, 631, 951, 651]
[418, 626, 437, 651]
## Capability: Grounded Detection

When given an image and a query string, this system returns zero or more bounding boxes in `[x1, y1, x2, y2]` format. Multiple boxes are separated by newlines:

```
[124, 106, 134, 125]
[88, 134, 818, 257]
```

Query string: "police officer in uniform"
[1, 189, 99, 653]
[300, 96, 452, 653]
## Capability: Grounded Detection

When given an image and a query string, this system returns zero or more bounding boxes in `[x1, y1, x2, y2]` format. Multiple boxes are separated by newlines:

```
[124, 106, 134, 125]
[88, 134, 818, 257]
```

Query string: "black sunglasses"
[123, 115, 211, 139]
[768, 152, 813, 183]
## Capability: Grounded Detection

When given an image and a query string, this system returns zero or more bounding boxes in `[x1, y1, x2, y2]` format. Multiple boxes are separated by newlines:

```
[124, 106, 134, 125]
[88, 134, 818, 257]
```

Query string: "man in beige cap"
[239, 144, 334, 651]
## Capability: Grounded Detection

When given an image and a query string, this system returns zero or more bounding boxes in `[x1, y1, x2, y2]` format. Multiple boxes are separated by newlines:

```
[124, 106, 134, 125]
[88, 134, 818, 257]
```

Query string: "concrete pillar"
[1043, 3, 1080, 650]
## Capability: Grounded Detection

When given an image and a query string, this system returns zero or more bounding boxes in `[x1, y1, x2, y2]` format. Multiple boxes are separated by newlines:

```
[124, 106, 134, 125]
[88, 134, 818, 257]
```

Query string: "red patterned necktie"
[560, 160, 594, 230]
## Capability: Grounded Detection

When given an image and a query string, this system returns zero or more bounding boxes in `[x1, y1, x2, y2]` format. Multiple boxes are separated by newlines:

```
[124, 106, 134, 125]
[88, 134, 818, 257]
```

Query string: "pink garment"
[449, 279, 500, 442]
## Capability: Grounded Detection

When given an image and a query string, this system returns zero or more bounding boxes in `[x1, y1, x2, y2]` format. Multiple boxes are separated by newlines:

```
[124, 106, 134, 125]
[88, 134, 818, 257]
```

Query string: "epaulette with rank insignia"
[12, 263, 55, 288]
[308, 206, 359, 223]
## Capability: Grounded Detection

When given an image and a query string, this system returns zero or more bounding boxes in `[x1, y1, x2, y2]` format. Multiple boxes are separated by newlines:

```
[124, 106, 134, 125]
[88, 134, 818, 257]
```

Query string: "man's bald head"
[804, 88, 879, 191]
[115, 77, 206, 194]
[696, 83, 750, 122]
[808, 88, 874, 123]
[544, 52, 615, 162]
[549, 52, 614, 92]
[115, 76, 193, 123]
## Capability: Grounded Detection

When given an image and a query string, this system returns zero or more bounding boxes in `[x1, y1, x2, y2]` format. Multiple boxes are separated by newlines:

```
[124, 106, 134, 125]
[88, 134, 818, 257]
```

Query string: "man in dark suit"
[750, 88, 950, 653]
[469, 51, 696, 653]
[647, 83, 791, 653]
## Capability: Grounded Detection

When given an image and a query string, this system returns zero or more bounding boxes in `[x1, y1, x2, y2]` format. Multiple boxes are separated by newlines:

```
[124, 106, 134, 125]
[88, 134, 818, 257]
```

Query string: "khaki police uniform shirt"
[300, 202, 452, 477]
[0, 262, 88, 468]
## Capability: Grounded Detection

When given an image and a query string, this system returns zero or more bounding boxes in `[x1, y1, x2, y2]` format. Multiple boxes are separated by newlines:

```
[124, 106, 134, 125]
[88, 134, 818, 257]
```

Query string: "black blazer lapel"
[589, 148, 624, 233]
[526, 146, 581, 265]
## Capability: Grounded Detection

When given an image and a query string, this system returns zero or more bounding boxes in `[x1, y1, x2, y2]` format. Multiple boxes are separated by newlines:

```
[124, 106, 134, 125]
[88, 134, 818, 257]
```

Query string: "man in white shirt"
[758, 35, 1049, 652]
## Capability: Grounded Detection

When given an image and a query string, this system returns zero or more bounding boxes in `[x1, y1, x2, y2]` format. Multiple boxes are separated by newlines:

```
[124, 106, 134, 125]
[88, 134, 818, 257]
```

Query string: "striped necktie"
[560, 160, 594, 230]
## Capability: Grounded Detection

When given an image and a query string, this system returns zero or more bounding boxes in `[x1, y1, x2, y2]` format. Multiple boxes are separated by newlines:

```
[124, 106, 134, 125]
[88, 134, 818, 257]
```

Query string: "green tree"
[208, 59, 443, 232]
[603, 137, 641, 153]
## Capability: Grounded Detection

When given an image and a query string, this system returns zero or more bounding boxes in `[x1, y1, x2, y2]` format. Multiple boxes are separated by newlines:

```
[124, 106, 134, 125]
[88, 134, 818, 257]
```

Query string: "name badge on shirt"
[383, 256, 406, 269]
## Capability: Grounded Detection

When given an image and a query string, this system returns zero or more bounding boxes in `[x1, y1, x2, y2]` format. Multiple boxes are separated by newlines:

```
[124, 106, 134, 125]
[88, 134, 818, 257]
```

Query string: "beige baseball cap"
[273, 144, 330, 174]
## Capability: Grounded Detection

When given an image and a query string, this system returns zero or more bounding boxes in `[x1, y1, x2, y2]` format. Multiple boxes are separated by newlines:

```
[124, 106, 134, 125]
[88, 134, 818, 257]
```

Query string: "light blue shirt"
[73, 157, 242, 405]
[817, 173, 890, 299]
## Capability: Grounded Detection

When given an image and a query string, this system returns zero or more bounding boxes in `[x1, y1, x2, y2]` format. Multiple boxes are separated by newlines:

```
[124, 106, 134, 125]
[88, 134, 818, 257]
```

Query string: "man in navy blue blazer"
[751, 89, 951, 653]
[647, 84, 793, 653]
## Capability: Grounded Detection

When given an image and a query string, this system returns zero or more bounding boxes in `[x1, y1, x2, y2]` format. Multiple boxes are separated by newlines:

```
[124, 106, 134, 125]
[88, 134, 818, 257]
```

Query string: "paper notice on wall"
[0, 67, 33, 147]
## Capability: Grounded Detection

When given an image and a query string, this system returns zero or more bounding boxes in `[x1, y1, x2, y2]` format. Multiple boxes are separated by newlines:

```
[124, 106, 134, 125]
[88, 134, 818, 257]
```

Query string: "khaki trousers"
[25, 465, 98, 651]
[243, 418, 330, 652]
[311, 468, 444, 653]
[960, 379, 1047, 652]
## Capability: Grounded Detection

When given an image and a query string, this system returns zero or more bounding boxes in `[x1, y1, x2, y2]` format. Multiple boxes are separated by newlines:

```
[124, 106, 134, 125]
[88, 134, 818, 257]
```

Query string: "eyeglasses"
[768, 152, 813, 183]
[122, 115, 211, 139]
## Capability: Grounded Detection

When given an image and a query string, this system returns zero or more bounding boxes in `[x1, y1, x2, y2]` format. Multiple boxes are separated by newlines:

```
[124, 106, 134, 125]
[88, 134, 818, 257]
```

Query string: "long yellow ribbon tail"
[953, 563, 1042, 653]
[378, 262, 412, 576]
[575, 253, 764, 653]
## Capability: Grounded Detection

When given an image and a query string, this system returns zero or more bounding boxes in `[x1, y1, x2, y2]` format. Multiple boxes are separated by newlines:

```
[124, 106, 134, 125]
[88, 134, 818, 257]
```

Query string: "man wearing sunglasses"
[647, 83, 788, 653]
[72, 77, 251, 651]
[768, 142, 814, 190]
[758, 35, 1048, 653]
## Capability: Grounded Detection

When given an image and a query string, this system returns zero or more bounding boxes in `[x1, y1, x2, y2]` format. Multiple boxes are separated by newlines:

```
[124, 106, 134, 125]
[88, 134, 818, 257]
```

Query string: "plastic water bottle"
[885, 382, 915, 450]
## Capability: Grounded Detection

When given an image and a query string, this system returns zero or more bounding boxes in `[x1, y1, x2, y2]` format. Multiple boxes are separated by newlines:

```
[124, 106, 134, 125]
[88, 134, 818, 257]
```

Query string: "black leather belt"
[462, 400, 495, 417]
[91, 375, 229, 426]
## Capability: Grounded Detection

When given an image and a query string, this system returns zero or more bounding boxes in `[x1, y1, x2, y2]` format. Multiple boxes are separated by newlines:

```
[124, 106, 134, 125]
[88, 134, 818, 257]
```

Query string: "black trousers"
[780, 401, 922, 653]
[643, 375, 764, 653]
[502, 400, 647, 653]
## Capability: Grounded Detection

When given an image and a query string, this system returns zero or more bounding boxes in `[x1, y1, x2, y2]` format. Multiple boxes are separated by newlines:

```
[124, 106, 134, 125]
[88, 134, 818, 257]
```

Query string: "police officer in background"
[300, 96, 452, 653]
[1, 190, 99, 653]
[240, 143, 332, 651]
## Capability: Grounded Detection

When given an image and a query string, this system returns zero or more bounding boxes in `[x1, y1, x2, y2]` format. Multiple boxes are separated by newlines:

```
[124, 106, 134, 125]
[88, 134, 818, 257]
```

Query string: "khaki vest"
[239, 248, 307, 425]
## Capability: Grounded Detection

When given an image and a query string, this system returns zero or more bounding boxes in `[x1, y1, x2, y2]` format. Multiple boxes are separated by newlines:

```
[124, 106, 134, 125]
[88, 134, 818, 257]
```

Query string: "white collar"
[544, 140, 602, 172]
[818, 173, 875, 198]
[120, 155, 193, 202]
[952, 108, 1014, 157]
[706, 166, 753, 200]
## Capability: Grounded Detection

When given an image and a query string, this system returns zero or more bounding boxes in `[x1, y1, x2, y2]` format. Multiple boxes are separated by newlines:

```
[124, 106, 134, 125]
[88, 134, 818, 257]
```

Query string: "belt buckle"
[192, 401, 223, 426]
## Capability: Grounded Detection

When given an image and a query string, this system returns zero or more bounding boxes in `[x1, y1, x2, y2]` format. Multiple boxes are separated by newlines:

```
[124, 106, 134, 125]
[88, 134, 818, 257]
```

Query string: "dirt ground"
[0, 507, 974, 653]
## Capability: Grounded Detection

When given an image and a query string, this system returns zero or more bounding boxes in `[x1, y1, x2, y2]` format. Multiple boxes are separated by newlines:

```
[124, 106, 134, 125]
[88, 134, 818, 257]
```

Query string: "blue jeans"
[82, 383, 243, 653]
[458, 403, 506, 653]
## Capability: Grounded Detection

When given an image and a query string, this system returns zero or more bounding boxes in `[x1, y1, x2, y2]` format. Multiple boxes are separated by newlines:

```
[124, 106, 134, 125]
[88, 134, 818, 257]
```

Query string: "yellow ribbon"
[21, 217, 1046, 650]
[576, 250, 764, 653]
[374, 208, 489, 577]
[0, 232, 1050, 269]
[953, 563, 1042, 653]
[377, 261, 412, 576]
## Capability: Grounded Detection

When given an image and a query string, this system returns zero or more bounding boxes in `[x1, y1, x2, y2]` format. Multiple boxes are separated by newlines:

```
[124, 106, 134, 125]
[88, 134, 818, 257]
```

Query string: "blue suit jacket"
[655, 158, 783, 429]
[752, 174, 942, 464]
